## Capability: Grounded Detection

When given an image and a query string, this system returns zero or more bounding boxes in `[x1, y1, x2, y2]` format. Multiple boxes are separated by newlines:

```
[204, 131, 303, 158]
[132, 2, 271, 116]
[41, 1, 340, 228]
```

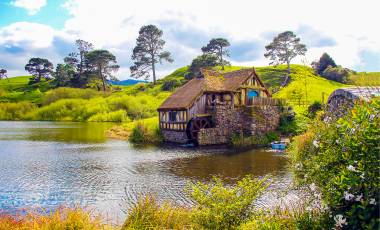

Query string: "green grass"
[272, 65, 347, 113]
[0, 76, 53, 103]
[348, 72, 380, 86]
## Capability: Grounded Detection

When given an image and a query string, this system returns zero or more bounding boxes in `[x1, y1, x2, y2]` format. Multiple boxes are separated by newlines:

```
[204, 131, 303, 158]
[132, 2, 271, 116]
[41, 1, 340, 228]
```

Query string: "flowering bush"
[291, 99, 380, 229]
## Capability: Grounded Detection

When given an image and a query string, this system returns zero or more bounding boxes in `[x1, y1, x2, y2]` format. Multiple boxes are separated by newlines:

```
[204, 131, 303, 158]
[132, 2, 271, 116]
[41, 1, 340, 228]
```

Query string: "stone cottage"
[327, 87, 380, 118]
[157, 68, 283, 145]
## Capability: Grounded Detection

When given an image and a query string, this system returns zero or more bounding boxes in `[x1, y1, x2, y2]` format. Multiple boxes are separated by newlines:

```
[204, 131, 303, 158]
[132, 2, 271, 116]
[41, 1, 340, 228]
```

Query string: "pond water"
[0, 121, 291, 223]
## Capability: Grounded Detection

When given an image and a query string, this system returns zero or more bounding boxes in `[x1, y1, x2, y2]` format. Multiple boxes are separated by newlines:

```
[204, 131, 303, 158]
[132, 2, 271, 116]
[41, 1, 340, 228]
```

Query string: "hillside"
[0, 76, 52, 103]
[150, 64, 348, 113]
[348, 72, 380, 86]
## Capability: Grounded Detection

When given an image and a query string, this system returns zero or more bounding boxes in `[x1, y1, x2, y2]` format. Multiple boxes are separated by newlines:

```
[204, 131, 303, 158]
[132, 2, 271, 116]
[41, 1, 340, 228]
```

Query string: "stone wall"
[162, 130, 188, 144]
[198, 103, 280, 145]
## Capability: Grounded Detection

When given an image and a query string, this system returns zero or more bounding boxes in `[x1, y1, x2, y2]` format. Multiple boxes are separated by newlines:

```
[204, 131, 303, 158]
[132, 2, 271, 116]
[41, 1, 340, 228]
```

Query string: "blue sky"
[0, 0, 379, 79]
[0, 0, 69, 29]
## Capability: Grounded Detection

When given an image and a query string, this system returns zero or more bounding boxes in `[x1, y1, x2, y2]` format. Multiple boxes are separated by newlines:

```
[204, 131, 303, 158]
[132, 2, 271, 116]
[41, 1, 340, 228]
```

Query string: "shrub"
[161, 79, 181, 91]
[0, 102, 37, 120]
[321, 66, 353, 83]
[307, 101, 323, 118]
[88, 110, 130, 122]
[126, 117, 163, 144]
[42, 87, 106, 105]
[187, 176, 269, 230]
[0, 207, 113, 230]
[122, 196, 191, 229]
[291, 99, 380, 229]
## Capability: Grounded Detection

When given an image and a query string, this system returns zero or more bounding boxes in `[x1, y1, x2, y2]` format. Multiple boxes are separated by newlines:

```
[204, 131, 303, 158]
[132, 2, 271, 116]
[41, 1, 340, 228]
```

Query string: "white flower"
[347, 165, 357, 172]
[370, 198, 377, 205]
[295, 163, 303, 170]
[313, 140, 319, 148]
[344, 191, 354, 201]
[355, 193, 363, 202]
[334, 214, 347, 228]
[309, 183, 317, 192]
[335, 139, 340, 144]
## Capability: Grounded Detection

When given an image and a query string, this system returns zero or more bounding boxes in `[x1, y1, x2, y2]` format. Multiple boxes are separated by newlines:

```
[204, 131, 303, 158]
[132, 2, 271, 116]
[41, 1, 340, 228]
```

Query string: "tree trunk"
[282, 61, 291, 87]
[99, 65, 106, 92]
[152, 60, 156, 85]
[220, 48, 224, 70]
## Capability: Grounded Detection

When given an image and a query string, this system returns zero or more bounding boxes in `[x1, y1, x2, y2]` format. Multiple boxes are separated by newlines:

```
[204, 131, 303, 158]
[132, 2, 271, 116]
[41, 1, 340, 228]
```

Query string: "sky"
[0, 0, 379, 80]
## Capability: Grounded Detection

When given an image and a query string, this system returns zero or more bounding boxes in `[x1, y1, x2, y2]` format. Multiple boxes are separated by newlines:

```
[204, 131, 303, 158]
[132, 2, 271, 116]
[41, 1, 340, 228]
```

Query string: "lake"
[0, 121, 291, 223]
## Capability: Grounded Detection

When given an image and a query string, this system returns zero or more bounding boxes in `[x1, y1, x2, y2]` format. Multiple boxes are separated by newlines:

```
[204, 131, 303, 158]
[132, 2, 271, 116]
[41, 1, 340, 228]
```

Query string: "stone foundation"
[198, 104, 280, 145]
[161, 130, 188, 144]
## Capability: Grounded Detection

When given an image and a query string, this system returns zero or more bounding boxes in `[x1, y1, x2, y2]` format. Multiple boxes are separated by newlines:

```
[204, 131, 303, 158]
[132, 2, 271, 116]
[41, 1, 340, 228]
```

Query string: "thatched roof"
[158, 68, 270, 110]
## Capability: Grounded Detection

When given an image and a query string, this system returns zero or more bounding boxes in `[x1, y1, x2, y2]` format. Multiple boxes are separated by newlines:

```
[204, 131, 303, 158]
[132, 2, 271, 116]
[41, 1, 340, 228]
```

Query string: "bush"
[0, 102, 37, 120]
[0, 207, 113, 230]
[187, 176, 268, 230]
[161, 79, 181, 91]
[122, 196, 191, 229]
[291, 99, 380, 229]
[88, 110, 130, 122]
[126, 118, 163, 144]
[321, 66, 353, 83]
[42, 87, 106, 105]
[307, 101, 323, 118]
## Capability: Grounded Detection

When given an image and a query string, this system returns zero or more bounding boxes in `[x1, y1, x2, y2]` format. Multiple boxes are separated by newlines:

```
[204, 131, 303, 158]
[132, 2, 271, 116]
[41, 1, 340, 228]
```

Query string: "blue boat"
[271, 141, 286, 150]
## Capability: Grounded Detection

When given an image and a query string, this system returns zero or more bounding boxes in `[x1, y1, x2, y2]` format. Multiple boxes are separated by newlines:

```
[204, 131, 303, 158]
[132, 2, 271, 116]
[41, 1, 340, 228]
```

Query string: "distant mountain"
[108, 79, 147, 86]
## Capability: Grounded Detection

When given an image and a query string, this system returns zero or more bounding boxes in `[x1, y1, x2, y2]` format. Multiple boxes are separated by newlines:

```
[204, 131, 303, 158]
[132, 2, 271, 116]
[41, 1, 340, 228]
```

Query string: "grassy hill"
[142, 64, 348, 113]
[348, 72, 380, 86]
[0, 76, 52, 103]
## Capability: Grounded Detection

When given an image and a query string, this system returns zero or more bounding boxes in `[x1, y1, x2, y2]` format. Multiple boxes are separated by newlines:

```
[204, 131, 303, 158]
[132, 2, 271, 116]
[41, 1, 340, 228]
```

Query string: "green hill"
[348, 72, 380, 86]
[0, 76, 52, 103]
[144, 64, 348, 114]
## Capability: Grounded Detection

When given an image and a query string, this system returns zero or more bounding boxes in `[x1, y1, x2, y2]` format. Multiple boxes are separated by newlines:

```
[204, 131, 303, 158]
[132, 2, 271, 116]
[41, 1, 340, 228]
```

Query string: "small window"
[169, 111, 177, 122]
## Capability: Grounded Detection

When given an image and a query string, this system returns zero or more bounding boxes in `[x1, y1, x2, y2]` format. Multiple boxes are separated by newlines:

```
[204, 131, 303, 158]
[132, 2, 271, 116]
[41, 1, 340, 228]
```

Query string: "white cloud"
[1, 0, 380, 78]
[11, 0, 47, 15]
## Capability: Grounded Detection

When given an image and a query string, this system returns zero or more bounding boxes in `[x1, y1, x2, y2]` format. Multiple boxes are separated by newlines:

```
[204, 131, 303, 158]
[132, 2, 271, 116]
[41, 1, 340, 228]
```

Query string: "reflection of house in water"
[157, 68, 284, 145]
[327, 87, 380, 117]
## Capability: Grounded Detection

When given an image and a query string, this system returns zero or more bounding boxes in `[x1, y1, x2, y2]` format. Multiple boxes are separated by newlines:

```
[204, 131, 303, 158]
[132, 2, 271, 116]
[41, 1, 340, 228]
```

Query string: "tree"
[55, 63, 75, 87]
[201, 38, 230, 70]
[25, 58, 54, 83]
[264, 31, 307, 86]
[311, 53, 337, 75]
[130, 25, 173, 84]
[86, 50, 119, 91]
[63, 39, 94, 87]
[185, 54, 219, 79]
[0, 69, 7, 80]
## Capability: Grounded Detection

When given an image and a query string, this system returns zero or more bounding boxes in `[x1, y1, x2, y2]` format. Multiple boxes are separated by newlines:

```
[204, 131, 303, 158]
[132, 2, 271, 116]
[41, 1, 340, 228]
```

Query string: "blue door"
[247, 90, 258, 104]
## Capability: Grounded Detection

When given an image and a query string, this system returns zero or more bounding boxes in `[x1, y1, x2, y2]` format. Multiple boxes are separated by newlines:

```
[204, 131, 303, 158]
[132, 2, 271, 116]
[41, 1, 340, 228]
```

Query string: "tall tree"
[55, 63, 75, 87]
[86, 50, 119, 91]
[264, 31, 307, 86]
[25, 58, 54, 83]
[201, 38, 230, 70]
[63, 39, 94, 87]
[130, 25, 173, 84]
[0, 69, 7, 80]
[311, 53, 337, 75]
[186, 54, 219, 79]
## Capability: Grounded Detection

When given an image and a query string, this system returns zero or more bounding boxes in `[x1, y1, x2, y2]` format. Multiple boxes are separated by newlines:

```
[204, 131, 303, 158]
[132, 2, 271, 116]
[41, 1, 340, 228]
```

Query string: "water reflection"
[164, 149, 288, 182]
[0, 121, 291, 222]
